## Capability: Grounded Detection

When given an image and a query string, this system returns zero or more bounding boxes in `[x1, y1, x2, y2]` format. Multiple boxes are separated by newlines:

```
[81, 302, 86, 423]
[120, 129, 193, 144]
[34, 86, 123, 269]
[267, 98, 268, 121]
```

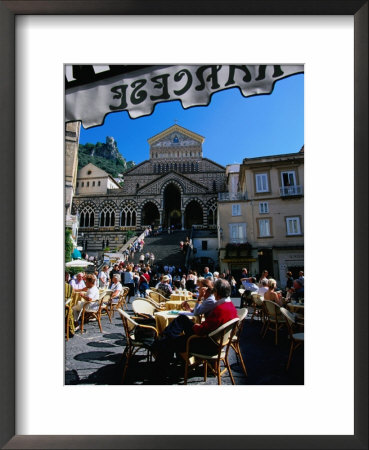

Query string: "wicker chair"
[250, 293, 264, 322]
[132, 299, 157, 319]
[107, 286, 129, 320]
[142, 295, 166, 311]
[280, 307, 304, 370]
[117, 308, 158, 383]
[183, 318, 239, 385]
[80, 290, 112, 334]
[262, 300, 286, 345]
[230, 308, 248, 376]
[147, 289, 168, 304]
[65, 289, 78, 341]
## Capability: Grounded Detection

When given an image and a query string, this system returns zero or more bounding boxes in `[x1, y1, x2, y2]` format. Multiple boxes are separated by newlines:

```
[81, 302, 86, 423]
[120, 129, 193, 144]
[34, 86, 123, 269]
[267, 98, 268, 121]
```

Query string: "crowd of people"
[239, 267, 304, 308]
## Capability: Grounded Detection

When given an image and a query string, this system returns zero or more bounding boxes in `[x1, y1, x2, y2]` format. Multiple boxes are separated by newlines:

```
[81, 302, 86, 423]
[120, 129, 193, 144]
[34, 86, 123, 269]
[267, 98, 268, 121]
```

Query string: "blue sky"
[79, 73, 304, 167]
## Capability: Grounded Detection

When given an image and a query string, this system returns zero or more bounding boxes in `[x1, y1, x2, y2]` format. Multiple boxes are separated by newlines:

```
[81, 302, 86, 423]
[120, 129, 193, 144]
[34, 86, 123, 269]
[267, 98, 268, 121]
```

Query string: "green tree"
[65, 228, 74, 262]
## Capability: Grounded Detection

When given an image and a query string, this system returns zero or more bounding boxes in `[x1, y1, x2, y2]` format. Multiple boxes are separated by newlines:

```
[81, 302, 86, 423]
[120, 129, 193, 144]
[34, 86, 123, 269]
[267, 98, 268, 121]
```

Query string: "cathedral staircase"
[132, 230, 190, 269]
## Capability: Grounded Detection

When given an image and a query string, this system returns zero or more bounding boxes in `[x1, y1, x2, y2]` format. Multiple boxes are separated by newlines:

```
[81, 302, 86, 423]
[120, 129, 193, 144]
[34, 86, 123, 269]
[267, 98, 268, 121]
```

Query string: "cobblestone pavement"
[65, 297, 304, 385]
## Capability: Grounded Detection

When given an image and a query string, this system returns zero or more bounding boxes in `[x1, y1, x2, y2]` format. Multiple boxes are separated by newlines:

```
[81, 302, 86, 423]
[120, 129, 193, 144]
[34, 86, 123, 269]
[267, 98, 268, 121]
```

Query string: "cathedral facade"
[72, 125, 226, 253]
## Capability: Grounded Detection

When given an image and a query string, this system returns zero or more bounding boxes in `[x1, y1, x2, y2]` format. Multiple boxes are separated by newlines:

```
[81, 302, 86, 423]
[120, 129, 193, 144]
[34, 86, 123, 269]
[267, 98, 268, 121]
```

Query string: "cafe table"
[286, 301, 304, 329]
[154, 310, 198, 335]
[165, 298, 197, 311]
[170, 291, 194, 301]
[286, 301, 304, 315]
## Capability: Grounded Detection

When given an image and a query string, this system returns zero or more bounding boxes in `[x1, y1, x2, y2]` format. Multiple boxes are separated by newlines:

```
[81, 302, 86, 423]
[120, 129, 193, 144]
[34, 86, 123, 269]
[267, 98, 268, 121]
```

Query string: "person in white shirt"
[69, 272, 86, 291]
[72, 274, 100, 326]
[257, 279, 269, 296]
[98, 265, 109, 289]
[109, 273, 123, 304]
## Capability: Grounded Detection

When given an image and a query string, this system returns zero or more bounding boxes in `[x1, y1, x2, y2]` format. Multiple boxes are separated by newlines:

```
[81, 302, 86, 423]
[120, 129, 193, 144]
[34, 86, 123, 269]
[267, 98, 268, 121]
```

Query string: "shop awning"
[65, 64, 303, 129]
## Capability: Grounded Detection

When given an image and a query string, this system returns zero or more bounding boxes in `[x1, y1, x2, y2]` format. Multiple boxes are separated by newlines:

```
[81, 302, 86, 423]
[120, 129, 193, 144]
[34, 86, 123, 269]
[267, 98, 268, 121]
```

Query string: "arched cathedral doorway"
[163, 183, 181, 229]
[184, 200, 203, 228]
[141, 202, 160, 227]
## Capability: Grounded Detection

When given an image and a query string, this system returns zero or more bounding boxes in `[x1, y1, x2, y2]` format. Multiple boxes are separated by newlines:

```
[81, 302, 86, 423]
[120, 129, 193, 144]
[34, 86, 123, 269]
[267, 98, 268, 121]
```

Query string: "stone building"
[217, 147, 304, 287]
[72, 124, 226, 254]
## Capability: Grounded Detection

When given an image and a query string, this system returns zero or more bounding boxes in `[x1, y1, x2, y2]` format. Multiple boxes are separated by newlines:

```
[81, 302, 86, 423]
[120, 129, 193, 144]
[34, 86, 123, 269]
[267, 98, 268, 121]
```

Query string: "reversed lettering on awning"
[65, 64, 303, 129]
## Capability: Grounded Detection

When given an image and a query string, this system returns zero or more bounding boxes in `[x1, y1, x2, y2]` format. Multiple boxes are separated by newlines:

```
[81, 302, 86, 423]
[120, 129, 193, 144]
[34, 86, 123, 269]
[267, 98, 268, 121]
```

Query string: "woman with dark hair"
[123, 264, 135, 304]
[181, 278, 216, 317]
[138, 268, 150, 297]
[185, 269, 196, 292]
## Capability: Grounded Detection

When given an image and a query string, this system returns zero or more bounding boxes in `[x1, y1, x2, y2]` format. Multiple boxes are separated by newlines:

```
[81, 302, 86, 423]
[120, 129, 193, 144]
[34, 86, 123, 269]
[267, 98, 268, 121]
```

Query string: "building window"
[81, 182, 84, 187]
[202, 240, 208, 250]
[79, 204, 95, 227]
[258, 218, 271, 237]
[92, 181, 95, 186]
[229, 223, 246, 243]
[99, 203, 116, 227]
[98, 181, 101, 186]
[87, 182, 89, 187]
[259, 202, 269, 214]
[232, 204, 241, 216]
[286, 217, 301, 235]
[255, 173, 269, 192]
[76, 182, 79, 188]
[281, 171, 296, 187]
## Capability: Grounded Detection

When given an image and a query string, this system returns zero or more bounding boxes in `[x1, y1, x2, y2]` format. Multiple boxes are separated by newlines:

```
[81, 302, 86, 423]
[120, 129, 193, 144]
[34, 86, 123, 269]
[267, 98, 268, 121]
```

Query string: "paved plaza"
[65, 298, 304, 385]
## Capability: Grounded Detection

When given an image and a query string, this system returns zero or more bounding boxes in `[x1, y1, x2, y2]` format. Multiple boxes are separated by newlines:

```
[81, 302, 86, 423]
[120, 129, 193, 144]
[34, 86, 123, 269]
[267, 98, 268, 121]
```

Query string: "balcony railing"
[218, 192, 247, 201]
[280, 185, 303, 197]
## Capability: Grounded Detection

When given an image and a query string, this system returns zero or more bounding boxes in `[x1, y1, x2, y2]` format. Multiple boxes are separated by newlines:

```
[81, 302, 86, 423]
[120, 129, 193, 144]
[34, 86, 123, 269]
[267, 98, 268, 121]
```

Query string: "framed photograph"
[0, 1, 367, 449]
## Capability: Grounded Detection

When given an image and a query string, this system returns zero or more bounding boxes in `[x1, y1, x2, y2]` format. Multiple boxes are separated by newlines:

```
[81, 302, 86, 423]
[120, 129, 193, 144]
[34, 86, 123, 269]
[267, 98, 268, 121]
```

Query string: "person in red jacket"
[153, 278, 238, 369]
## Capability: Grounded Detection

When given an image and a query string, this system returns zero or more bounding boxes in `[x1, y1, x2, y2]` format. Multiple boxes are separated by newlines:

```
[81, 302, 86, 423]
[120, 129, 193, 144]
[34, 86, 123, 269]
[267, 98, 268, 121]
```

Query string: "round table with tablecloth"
[154, 310, 199, 335]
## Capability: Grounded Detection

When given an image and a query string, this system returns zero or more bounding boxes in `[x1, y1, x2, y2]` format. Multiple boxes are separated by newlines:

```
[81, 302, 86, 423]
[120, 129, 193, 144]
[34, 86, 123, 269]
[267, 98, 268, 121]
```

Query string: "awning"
[65, 64, 304, 129]
[71, 248, 81, 259]
[65, 259, 94, 268]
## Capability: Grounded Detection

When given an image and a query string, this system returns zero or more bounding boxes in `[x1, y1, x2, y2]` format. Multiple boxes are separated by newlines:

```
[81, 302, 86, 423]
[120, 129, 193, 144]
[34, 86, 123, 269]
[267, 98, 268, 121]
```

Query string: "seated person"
[291, 279, 304, 301]
[109, 273, 123, 303]
[69, 272, 86, 291]
[156, 275, 173, 299]
[153, 279, 238, 370]
[240, 276, 258, 307]
[264, 278, 283, 307]
[72, 274, 99, 329]
[257, 279, 269, 297]
[181, 278, 216, 317]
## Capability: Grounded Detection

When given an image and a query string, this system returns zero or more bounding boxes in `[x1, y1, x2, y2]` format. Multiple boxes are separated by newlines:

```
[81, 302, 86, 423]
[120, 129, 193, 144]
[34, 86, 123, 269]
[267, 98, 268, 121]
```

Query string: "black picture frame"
[0, 1, 367, 449]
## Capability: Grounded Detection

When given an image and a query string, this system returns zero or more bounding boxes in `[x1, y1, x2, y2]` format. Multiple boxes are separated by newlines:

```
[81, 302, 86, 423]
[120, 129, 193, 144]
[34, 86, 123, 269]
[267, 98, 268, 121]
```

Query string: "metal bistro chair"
[117, 308, 158, 383]
[262, 300, 286, 345]
[280, 307, 304, 370]
[183, 318, 239, 385]
[230, 308, 248, 377]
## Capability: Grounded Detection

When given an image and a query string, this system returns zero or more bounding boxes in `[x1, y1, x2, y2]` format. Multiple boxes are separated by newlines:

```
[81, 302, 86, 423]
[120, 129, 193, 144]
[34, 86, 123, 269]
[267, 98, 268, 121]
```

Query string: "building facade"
[218, 147, 304, 287]
[72, 125, 226, 254]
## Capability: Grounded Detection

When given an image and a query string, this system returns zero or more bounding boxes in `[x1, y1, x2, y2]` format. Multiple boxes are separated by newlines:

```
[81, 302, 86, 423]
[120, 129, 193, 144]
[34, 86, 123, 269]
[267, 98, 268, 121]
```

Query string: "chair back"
[148, 290, 167, 303]
[208, 318, 240, 347]
[251, 293, 264, 306]
[234, 308, 248, 342]
[132, 299, 156, 317]
[263, 300, 284, 321]
[117, 308, 138, 340]
[280, 307, 296, 337]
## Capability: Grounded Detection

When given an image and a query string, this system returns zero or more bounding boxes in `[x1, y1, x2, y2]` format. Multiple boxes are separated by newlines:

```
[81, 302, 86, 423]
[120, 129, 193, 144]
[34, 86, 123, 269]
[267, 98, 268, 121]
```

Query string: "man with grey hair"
[153, 278, 238, 370]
